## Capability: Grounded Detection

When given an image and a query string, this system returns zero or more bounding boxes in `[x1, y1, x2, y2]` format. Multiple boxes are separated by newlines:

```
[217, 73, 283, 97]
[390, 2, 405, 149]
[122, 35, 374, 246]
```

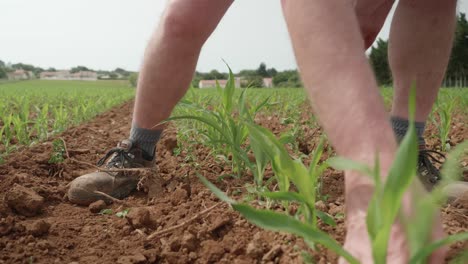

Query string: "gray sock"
[129, 123, 162, 160]
[390, 116, 425, 146]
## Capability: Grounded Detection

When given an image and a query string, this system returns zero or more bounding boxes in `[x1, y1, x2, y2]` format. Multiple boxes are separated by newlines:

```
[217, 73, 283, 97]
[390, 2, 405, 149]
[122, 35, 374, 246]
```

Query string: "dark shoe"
[68, 139, 154, 205]
[418, 147, 468, 202]
[417, 148, 444, 191]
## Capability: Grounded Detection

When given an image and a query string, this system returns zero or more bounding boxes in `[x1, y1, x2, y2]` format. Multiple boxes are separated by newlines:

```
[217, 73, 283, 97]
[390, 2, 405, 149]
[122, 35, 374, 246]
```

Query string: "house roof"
[199, 80, 228, 85]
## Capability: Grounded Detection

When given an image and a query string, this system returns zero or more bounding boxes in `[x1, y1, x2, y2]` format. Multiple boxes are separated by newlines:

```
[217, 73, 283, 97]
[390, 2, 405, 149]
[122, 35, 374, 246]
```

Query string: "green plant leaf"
[196, 173, 236, 204]
[409, 232, 468, 264]
[99, 209, 113, 215]
[316, 210, 337, 227]
[116, 209, 130, 218]
[327, 157, 373, 176]
[232, 204, 359, 264]
[369, 85, 419, 263]
[261, 191, 307, 203]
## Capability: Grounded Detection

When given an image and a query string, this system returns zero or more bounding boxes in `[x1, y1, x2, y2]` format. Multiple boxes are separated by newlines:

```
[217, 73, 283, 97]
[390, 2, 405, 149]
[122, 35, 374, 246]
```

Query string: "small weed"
[116, 209, 130, 218]
[48, 139, 65, 164]
[99, 209, 113, 215]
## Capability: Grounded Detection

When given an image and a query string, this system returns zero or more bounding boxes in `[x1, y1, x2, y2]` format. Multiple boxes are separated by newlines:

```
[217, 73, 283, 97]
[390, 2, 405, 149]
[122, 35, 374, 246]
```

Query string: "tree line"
[0, 62, 134, 81]
[192, 63, 302, 88]
[4, 12, 467, 89]
[369, 12, 468, 87]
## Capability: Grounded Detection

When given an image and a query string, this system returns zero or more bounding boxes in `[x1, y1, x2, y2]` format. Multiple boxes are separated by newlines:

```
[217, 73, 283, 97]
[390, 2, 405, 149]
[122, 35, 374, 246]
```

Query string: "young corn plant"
[198, 122, 356, 263]
[167, 66, 270, 180]
[432, 99, 455, 152]
[198, 89, 468, 264]
[327, 89, 468, 263]
[33, 104, 50, 140]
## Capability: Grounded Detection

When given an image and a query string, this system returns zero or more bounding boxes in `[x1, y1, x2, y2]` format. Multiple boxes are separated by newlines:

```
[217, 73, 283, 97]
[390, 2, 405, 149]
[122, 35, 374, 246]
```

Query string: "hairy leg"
[134, 0, 233, 129]
[390, 0, 457, 122]
[281, 0, 443, 263]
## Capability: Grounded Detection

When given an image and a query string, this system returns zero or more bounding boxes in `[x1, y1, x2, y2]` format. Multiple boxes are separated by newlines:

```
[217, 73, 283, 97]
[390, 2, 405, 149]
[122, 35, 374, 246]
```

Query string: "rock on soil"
[116, 253, 146, 264]
[171, 188, 188, 206]
[126, 207, 152, 229]
[88, 200, 107, 214]
[262, 245, 283, 261]
[200, 240, 225, 263]
[181, 232, 198, 252]
[0, 216, 15, 236]
[5, 184, 44, 217]
[27, 220, 50, 237]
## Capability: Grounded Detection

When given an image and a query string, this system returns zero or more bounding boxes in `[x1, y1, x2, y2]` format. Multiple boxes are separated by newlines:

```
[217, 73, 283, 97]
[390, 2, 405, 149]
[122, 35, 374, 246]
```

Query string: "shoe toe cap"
[68, 172, 114, 205]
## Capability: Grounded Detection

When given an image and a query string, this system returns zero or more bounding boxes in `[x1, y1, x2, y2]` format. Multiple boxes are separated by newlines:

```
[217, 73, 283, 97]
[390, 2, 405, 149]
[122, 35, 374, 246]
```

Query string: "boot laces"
[418, 149, 445, 184]
[97, 140, 135, 169]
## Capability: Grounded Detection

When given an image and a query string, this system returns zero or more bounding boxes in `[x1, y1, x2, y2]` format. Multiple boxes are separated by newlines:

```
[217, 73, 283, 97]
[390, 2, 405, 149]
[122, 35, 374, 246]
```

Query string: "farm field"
[0, 81, 467, 263]
[0, 80, 135, 162]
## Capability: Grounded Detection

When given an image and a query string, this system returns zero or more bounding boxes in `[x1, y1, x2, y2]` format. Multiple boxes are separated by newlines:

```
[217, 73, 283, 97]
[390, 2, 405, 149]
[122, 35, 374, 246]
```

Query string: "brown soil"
[0, 101, 467, 264]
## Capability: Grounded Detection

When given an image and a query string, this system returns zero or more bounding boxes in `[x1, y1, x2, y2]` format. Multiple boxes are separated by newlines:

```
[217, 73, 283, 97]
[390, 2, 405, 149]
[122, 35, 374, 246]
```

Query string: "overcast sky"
[1, 0, 467, 72]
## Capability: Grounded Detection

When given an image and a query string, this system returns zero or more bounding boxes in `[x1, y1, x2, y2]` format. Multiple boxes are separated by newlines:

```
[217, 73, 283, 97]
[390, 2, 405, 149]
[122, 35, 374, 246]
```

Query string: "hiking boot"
[417, 148, 444, 191]
[68, 139, 154, 205]
[417, 147, 468, 201]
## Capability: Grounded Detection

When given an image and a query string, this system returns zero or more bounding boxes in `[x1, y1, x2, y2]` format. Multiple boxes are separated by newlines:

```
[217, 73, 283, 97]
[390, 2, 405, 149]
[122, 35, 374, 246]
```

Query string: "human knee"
[161, 0, 221, 45]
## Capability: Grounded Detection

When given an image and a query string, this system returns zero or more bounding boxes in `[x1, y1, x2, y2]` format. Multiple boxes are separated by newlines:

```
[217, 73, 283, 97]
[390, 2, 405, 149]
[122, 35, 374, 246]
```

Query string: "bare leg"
[67, 0, 233, 205]
[390, 0, 457, 122]
[134, 0, 233, 129]
[281, 0, 443, 263]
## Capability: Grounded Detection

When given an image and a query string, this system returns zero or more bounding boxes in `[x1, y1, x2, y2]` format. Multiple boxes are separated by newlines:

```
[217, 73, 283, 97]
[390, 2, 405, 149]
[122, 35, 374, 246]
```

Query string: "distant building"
[40, 70, 97, 81]
[70, 71, 98, 81]
[7, 69, 34, 80]
[199, 78, 241, 88]
[263, 78, 273, 88]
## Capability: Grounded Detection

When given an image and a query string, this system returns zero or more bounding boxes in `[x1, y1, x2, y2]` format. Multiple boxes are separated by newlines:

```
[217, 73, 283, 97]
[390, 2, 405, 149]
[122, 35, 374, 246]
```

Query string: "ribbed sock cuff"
[129, 123, 162, 160]
[390, 116, 425, 146]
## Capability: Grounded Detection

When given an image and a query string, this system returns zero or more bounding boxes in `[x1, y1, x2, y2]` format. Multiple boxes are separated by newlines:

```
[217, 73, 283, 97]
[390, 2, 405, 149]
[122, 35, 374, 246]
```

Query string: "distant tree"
[109, 73, 118, 79]
[129, 73, 139, 87]
[114, 68, 130, 77]
[273, 70, 302, 87]
[267, 67, 278, 77]
[242, 75, 264, 88]
[256, 63, 268, 77]
[238, 69, 257, 77]
[70, 66, 91, 73]
[206, 69, 228, 80]
[12, 63, 35, 72]
[446, 13, 468, 84]
[0, 60, 5, 68]
[369, 38, 392, 86]
[47, 67, 57, 72]
[0, 67, 6, 79]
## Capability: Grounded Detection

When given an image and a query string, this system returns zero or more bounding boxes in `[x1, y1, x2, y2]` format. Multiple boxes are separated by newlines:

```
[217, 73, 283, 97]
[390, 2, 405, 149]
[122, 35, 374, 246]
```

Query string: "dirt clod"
[262, 245, 283, 261]
[161, 136, 178, 153]
[88, 200, 107, 214]
[181, 232, 198, 251]
[117, 253, 146, 264]
[315, 200, 328, 212]
[200, 240, 225, 263]
[126, 207, 151, 229]
[27, 220, 50, 237]
[0, 216, 15, 236]
[171, 188, 188, 206]
[5, 184, 44, 216]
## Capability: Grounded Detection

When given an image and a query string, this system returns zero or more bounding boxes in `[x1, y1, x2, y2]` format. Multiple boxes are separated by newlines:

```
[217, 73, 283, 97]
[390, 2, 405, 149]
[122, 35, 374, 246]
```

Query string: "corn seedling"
[167, 66, 270, 180]
[432, 98, 455, 152]
[328, 89, 468, 263]
[197, 88, 468, 264]
[48, 139, 65, 164]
